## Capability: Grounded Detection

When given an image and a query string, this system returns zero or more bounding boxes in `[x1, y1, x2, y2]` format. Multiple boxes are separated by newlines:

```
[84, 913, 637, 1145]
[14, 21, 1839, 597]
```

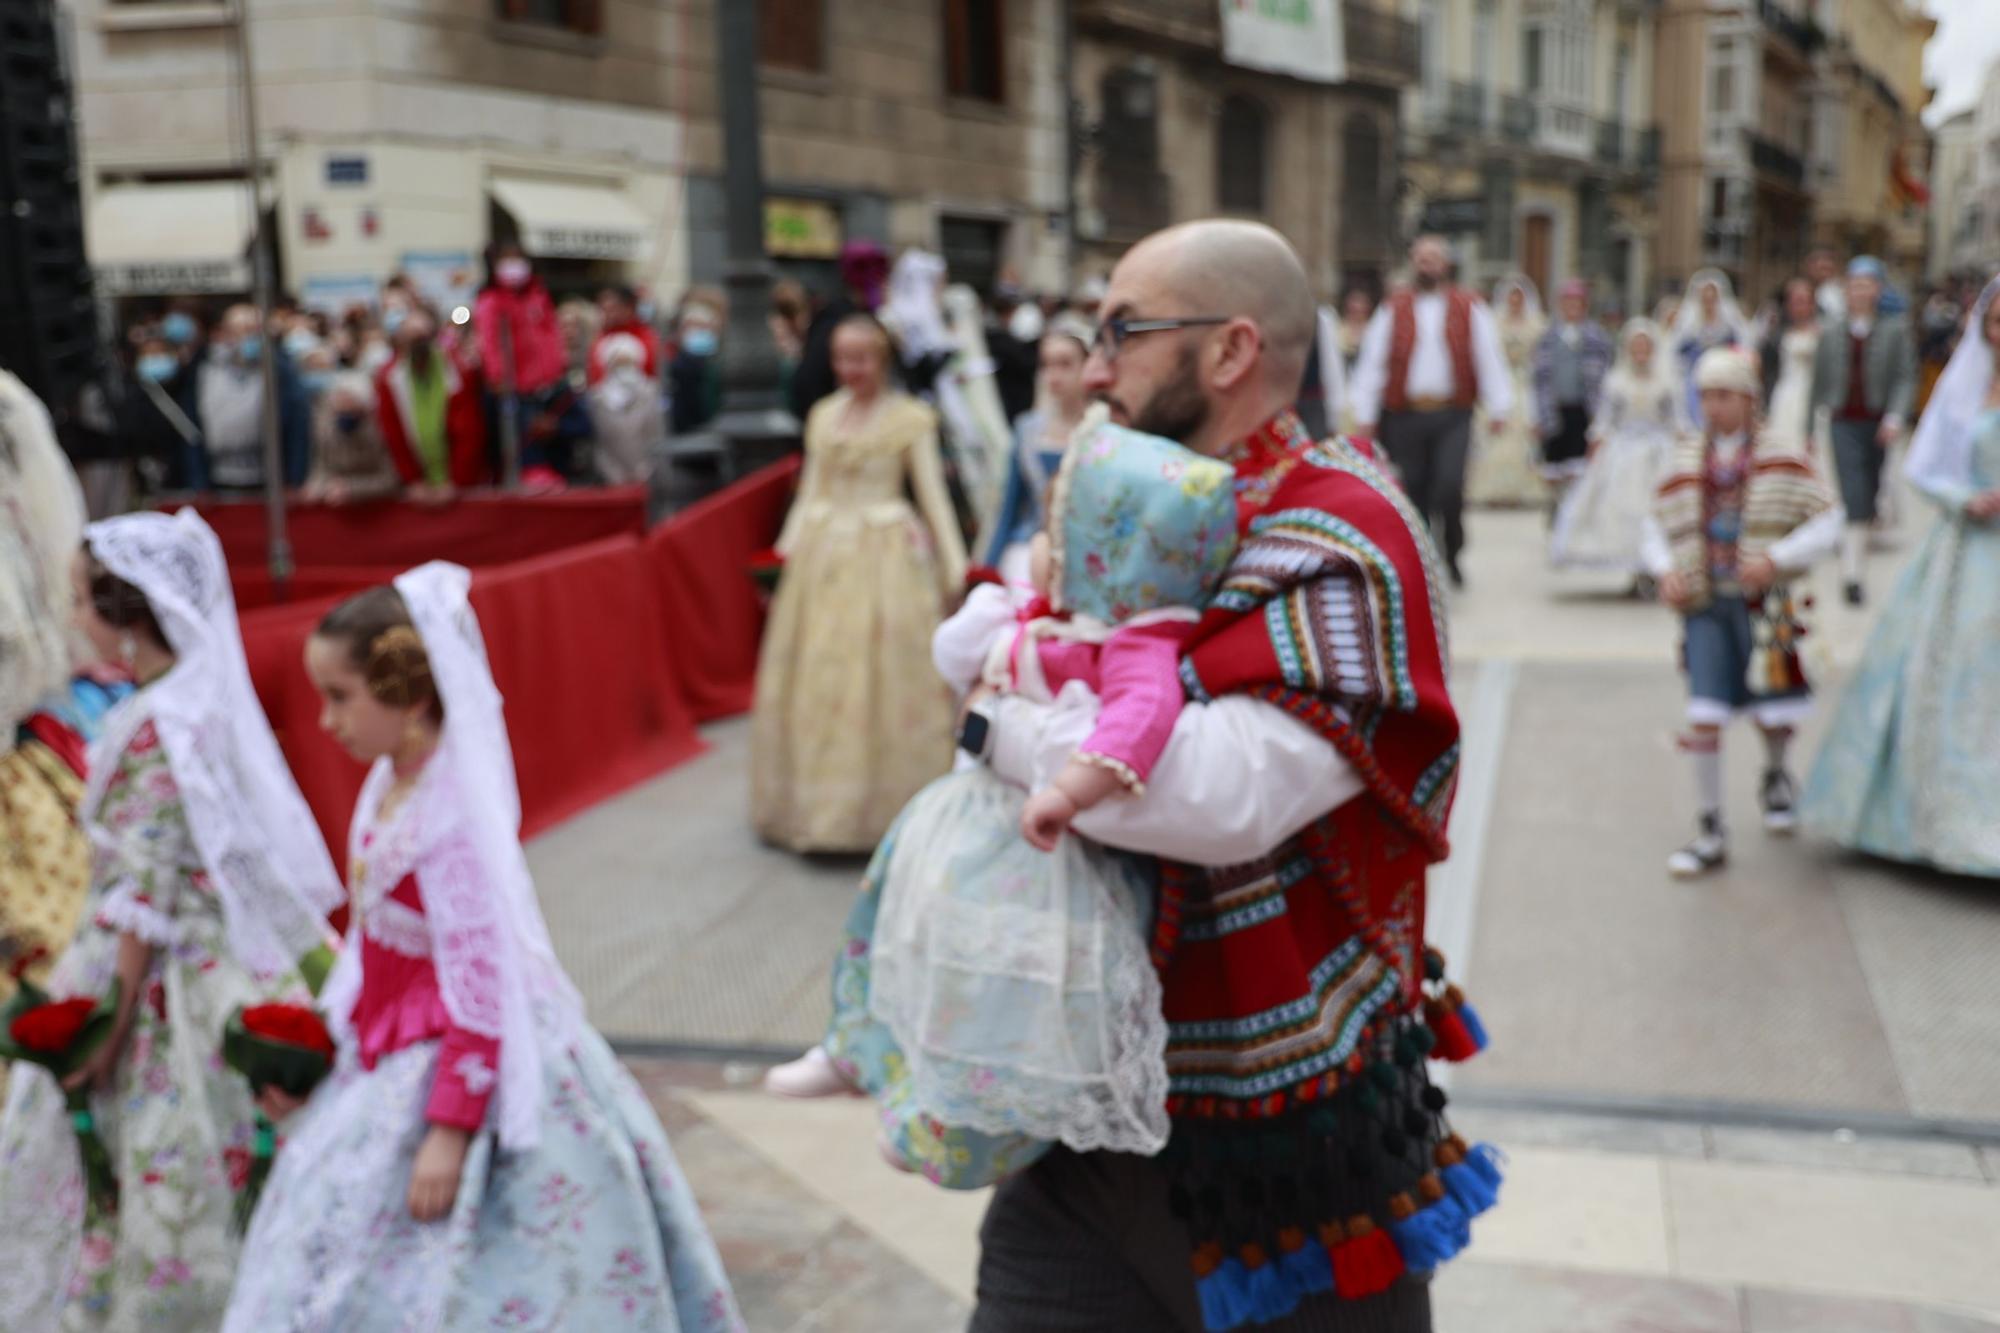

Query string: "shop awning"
[489, 174, 653, 263]
[88, 182, 255, 295]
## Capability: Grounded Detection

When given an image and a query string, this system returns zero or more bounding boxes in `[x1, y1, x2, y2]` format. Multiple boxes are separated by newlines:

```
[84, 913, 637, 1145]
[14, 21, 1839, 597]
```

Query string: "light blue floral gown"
[1802, 409, 2000, 876]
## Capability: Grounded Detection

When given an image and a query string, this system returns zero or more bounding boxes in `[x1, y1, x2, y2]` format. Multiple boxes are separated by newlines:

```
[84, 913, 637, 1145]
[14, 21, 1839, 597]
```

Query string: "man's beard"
[1414, 272, 1442, 292]
[1112, 345, 1210, 444]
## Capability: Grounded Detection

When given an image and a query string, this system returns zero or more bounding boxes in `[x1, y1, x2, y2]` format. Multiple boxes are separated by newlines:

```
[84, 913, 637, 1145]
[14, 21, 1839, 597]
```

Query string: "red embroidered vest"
[1382, 288, 1478, 413]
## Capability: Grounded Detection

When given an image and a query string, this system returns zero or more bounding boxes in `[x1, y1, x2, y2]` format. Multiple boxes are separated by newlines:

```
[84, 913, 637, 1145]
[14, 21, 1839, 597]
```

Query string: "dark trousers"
[1541, 403, 1592, 470]
[969, 1147, 1433, 1333]
[1380, 409, 1473, 565]
[1830, 415, 1885, 524]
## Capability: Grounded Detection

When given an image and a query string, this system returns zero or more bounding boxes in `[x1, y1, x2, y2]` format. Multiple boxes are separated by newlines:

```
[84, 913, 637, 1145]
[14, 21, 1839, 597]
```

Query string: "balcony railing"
[1747, 130, 1806, 190]
[1344, 3, 1421, 87]
[1756, 0, 1824, 59]
[1594, 119, 1664, 173]
[1534, 102, 1593, 160]
[1446, 81, 1486, 134]
[1500, 94, 1536, 140]
[1702, 223, 1747, 266]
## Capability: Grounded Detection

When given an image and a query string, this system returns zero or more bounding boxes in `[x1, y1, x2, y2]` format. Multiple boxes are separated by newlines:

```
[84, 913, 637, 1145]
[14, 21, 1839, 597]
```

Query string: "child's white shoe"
[1668, 814, 1728, 878]
[762, 1046, 860, 1099]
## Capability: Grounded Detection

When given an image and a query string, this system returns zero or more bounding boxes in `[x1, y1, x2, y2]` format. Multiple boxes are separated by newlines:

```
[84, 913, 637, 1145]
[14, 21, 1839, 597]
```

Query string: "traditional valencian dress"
[0, 511, 339, 1333]
[1, 373, 93, 1003]
[1551, 319, 1685, 575]
[223, 563, 741, 1333]
[1803, 277, 2000, 877]
[751, 388, 968, 853]
[1467, 277, 1547, 506]
[829, 421, 1239, 1188]
[1672, 269, 1752, 428]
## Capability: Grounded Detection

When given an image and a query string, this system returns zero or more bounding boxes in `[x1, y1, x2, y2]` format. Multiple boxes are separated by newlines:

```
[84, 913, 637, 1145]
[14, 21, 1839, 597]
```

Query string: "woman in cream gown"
[1469, 275, 1548, 506]
[751, 314, 968, 853]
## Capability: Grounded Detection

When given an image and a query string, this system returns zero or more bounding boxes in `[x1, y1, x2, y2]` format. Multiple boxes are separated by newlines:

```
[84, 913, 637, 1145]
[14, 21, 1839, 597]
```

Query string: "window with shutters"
[1215, 96, 1268, 215]
[761, 0, 825, 72]
[943, 0, 1005, 104]
[496, 0, 602, 34]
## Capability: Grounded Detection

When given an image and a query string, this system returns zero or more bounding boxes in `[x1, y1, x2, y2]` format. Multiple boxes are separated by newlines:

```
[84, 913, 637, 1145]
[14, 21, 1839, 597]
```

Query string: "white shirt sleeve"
[1348, 308, 1393, 429]
[1767, 503, 1847, 572]
[1469, 303, 1514, 420]
[931, 583, 1018, 697]
[987, 683, 1366, 867]
[1638, 512, 1674, 579]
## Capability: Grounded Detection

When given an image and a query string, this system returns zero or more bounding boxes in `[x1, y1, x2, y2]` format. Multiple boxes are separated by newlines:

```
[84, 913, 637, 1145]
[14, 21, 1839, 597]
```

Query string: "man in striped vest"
[1641, 347, 1842, 878]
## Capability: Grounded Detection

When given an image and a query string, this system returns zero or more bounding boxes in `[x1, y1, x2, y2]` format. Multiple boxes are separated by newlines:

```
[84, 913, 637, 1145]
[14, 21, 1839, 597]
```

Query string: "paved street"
[536, 503, 2000, 1330]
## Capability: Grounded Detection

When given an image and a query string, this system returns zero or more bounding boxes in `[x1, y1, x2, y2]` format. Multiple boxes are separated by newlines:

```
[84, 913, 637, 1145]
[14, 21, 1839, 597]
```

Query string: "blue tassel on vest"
[1442, 1142, 1505, 1218]
[1457, 999, 1489, 1051]
[1243, 1254, 1299, 1324]
[1277, 1238, 1335, 1299]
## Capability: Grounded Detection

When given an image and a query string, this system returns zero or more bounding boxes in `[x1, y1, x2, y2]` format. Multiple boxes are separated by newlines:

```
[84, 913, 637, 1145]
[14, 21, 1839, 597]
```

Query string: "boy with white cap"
[1642, 347, 1844, 877]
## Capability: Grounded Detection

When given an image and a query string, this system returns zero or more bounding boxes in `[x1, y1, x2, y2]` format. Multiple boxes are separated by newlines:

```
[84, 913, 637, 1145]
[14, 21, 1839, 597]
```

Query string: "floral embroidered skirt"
[222, 1029, 742, 1333]
[825, 767, 1166, 1190]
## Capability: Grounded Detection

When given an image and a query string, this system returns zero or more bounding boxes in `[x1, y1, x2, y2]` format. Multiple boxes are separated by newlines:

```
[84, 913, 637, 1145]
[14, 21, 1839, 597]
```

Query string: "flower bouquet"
[0, 957, 122, 1215]
[221, 1003, 335, 1231]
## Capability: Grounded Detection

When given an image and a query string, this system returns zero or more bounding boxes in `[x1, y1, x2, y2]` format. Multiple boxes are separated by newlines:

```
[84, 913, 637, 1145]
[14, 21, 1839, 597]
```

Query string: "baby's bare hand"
[1019, 788, 1076, 852]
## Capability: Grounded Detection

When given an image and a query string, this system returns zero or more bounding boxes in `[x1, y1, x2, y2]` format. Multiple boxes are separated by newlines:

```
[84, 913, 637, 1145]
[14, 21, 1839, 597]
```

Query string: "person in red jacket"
[474, 243, 571, 487]
[375, 307, 487, 499]
[588, 285, 661, 386]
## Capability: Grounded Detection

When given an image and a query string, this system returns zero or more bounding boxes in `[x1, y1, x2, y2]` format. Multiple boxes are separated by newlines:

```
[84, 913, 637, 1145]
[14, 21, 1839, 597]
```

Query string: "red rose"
[239, 1004, 335, 1058]
[128, 724, 160, 755]
[223, 1146, 251, 1191]
[146, 980, 167, 1022]
[9, 997, 98, 1054]
[747, 547, 785, 573]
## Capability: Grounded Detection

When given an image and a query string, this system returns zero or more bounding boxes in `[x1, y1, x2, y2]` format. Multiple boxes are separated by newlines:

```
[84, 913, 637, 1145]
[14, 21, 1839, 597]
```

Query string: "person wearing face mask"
[302, 372, 401, 506]
[117, 332, 204, 496]
[473, 243, 569, 487]
[668, 298, 724, 435]
[375, 306, 489, 500]
[189, 304, 310, 492]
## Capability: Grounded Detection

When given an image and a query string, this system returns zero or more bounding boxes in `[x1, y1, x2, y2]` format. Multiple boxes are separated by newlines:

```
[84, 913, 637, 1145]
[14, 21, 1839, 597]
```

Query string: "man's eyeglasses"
[1091, 315, 1230, 361]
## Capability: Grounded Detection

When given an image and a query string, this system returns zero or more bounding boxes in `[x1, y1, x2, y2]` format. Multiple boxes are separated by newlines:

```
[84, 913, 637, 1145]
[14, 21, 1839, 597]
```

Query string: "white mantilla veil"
[319, 562, 583, 1150]
[0, 371, 85, 733]
[1906, 272, 2000, 501]
[1491, 273, 1544, 324]
[79, 510, 342, 976]
[1672, 268, 1752, 347]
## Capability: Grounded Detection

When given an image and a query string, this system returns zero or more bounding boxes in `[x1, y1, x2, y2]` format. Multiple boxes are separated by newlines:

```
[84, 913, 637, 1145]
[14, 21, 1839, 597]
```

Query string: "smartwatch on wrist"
[957, 698, 997, 761]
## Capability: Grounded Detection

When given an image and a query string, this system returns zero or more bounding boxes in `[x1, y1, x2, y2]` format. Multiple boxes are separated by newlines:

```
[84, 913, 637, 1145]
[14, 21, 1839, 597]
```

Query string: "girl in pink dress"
[223, 563, 740, 1333]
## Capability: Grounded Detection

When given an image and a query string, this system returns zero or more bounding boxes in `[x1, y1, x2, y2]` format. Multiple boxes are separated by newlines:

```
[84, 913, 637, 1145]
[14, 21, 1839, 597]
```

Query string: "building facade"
[688, 0, 1069, 299]
[1655, 0, 1818, 308]
[1970, 59, 2000, 269]
[1928, 109, 1978, 283]
[1805, 0, 1934, 281]
[1401, 0, 1662, 316]
[1069, 0, 1420, 300]
[67, 0, 1069, 319]
[70, 0, 699, 318]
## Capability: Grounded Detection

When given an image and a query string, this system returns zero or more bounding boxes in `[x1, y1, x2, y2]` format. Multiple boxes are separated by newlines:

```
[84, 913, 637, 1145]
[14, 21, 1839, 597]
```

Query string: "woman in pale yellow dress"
[1468, 275, 1549, 506]
[751, 315, 968, 853]
[0, 371, 91, 1002]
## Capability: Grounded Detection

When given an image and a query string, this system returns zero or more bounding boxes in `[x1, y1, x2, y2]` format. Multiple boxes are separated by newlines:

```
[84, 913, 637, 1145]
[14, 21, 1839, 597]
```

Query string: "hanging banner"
[1219, 0, 1347, 85]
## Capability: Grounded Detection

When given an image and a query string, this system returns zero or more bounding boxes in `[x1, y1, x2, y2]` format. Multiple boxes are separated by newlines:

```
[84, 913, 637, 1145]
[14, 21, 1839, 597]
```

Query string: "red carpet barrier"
[644, 454, 800, 721]
[189, 486, 649, 571]
[233, 461, 795, 856]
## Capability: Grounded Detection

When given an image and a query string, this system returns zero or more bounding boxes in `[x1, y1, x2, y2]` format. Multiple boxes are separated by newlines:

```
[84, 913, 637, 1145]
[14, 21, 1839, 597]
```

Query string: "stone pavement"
[640, 1056, 2000, 1332]
[527, 502, 2000, 1327]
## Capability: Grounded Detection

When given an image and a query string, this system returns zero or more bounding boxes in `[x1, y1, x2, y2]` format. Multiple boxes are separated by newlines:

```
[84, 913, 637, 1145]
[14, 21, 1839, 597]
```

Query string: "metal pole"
[709, 0, 793, 448]
[229, 0, 292, 599]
